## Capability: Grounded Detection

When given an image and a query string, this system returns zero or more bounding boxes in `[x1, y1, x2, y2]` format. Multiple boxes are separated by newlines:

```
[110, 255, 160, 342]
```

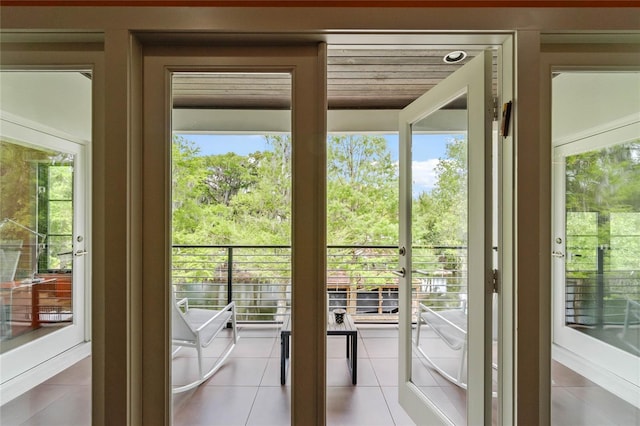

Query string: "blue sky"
[180, 133, 451, 161]
[177, 133, 460, 193]
[183, 134, 271, 157]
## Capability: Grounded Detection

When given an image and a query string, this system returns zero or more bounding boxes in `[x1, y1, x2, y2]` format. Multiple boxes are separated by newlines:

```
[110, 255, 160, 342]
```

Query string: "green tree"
[566, 142, 640, 213]
[564, 141, 640, 274]
[171, 135, 217, 244]
[326, 134, 398, 292]
[228, 134, 291, 245]
[1, 140, 72, 276]
[413, 136, 467, 247]
[201, 152, 259, 206]
[0, 141, 48, 233]
[327, 134, 398, 245]
[410, 137, 468, 309]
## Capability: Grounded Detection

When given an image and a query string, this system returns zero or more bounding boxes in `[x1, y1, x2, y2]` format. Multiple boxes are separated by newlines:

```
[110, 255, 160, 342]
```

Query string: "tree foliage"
[564, 140, 640, 274]
[170, 133, 474, 249]
[327, 134, 398, 245]
[566, 141, 640, 214]
[1, 140, 74, 275]
[171, 134, 293, 246]
[412, 137, 467, 248]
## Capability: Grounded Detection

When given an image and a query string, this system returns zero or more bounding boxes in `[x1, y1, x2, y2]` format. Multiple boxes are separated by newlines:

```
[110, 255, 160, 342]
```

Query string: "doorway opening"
[551, 70, 640, 422]
[0, 70, 92, 420]
[164, 43, 504, 425]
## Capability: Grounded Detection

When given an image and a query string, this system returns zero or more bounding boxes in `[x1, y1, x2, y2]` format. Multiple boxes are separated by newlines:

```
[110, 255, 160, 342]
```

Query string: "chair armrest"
[176, 297, 189, 311]
[623, 297, 640, 327]
[420, 303, 467, 335]
[418, 303, 428, 323]
[194, 302, 236, 332]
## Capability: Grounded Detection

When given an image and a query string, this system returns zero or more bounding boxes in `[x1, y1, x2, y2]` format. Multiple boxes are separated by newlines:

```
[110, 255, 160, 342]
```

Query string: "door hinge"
[492, 97, 499, 121]
[491, 269, 499, 293]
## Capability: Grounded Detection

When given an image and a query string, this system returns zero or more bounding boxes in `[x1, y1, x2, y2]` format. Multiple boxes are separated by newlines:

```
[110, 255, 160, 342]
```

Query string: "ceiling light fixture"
[443, 50, 468, 64]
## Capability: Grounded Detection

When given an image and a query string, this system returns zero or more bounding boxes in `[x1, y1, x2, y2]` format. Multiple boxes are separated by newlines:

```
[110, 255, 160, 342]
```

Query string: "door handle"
[74, 250, 88, 257]
[392, 267, 406, 278]
[552, 251, 565, 258]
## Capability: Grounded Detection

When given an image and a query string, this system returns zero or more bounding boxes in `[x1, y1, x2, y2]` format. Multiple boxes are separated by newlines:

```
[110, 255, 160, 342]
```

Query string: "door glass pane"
[0, 141, 75, 349]
[170, 72, 292, 423]
[411, 92, 468, 425]
[552, 71, 640, 423]
[564, 144, 640, 345]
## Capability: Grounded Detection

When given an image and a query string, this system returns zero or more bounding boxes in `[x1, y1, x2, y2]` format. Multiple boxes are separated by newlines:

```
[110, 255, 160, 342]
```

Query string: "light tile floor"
[2, 324, 639, 425]
[0, 356, 92, 426]
[171, 324, 417, 426]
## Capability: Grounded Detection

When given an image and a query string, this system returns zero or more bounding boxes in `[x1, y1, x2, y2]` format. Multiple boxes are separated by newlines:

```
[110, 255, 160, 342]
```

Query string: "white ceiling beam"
[173, 108, 466, 134]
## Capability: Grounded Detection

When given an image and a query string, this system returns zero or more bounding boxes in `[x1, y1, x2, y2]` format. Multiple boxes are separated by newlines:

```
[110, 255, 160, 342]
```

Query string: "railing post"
[596, 245, 605, 329]
[596, 211, 610, 330]
[227, 247, 233, 305]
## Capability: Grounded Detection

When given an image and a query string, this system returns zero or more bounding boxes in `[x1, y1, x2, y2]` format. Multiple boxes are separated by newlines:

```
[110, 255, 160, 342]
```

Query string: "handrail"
[174, 244, 468, 249]
[171, 243, 638, 327]
[171, 244, 471, 323]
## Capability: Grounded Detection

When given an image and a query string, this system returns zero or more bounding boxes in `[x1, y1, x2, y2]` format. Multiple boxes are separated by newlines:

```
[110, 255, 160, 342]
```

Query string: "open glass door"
[398, 50, 493, 425]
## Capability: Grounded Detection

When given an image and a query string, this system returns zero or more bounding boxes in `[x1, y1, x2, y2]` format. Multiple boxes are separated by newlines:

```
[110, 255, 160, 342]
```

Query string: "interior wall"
[0, 72, 92, 141]
[552, 72, 640, 144]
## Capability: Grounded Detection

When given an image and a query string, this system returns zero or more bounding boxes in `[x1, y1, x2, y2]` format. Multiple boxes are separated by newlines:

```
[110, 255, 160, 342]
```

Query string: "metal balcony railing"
[565, 244, 639, 327]
[172, 244, 468, 323]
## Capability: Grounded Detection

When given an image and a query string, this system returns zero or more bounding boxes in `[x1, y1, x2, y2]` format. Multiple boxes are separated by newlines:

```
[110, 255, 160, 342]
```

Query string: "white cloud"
[412, 159, 440, 193]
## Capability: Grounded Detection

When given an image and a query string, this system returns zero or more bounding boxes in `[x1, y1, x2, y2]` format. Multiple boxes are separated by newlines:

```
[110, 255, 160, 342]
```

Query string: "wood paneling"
[171, 49, 494, 110]
[3, 1, 637, 7]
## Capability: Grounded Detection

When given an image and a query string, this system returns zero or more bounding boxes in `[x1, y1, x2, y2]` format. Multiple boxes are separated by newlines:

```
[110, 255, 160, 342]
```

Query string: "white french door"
[398, 50, 494, 425]
[0, 116, 89, 386]
[552, 110, 640, 403]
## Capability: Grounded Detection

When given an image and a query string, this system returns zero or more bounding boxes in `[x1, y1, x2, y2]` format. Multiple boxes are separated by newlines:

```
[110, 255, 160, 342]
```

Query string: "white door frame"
[141, 44, 327, 425]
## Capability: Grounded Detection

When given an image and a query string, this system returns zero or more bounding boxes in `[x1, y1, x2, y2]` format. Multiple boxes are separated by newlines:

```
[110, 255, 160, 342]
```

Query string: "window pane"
[564, 141, 640, 335]
[47, 235, 73, 270]
[49, 166, 73, 200]
[48, 201, 73, 235]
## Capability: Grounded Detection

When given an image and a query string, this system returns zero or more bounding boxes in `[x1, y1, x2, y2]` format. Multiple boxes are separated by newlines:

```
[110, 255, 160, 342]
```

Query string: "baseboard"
[553, 343, 640, 409]
[0, 342, 91, 406]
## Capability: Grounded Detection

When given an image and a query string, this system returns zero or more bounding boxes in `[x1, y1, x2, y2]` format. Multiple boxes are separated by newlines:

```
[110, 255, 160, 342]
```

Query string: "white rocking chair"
[619, 297, 640, 354]
[172, 298, 238, 393]
[415, 295, 499, 391]
[415, 301, 469, 389]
